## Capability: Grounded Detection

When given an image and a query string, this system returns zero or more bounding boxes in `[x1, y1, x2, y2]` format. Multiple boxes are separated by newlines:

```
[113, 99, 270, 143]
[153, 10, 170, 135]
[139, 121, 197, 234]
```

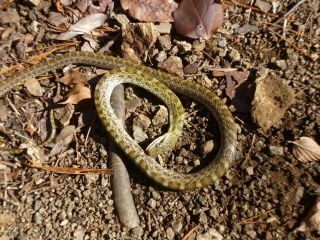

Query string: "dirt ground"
[0, 0, 319, 239]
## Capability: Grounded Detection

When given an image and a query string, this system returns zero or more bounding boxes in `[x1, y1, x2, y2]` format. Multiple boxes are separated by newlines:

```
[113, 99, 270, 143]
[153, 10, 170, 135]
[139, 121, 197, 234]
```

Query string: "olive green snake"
[0, 51, 237, 190]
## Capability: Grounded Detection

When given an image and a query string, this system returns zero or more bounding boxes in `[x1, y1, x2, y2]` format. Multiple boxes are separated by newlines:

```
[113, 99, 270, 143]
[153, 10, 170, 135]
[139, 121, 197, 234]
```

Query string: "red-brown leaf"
[173, 0, 223, 39]
[120, 0, 178, 22]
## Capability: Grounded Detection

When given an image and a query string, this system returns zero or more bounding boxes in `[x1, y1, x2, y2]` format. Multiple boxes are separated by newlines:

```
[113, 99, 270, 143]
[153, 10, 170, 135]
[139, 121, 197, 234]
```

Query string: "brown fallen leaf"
[49, 125, 78, 156]
[290, 136, 320, 163]
[54, 0, 65, 13]
[58, 71, 87, 85]
[59, 71, 92, 105]
[63, 83, 91, 105]
[121, 23, 159, 63]
[173, 0, 223, 39]
[120, 0, 178, 22]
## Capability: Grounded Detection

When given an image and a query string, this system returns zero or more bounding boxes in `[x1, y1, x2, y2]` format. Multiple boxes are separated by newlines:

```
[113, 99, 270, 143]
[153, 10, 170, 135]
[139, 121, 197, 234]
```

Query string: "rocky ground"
[0, 0, 319, 239]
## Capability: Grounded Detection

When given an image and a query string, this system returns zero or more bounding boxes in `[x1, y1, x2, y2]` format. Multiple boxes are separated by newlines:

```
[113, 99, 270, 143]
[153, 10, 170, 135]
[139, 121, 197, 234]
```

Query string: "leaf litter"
[173, 0, 224, 39]
[290, 136, 320, 163]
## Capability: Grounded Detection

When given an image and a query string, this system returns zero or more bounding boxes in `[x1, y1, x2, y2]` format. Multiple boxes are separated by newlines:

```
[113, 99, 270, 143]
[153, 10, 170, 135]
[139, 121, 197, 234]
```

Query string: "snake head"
[146, 133, 176, 156]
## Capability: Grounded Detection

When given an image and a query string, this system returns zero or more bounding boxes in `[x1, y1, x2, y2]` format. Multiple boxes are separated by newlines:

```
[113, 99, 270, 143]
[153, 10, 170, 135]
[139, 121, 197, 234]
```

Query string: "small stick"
[273, 0, 307, 25]
[181, 226, 198, 240]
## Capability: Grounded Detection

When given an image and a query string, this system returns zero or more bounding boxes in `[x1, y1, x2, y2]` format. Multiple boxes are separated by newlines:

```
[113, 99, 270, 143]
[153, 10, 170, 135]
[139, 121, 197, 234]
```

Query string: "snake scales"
[0, 51, 237, 190]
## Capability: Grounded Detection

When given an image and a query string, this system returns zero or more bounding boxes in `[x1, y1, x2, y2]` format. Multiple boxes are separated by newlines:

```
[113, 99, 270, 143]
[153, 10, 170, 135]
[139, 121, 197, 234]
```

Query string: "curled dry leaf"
[56, 13, 107, 40]
[58, 71, 87, 85]
[54, 0, 65, 13]
[173, 0, 223, 39]
[59, 71, 92, 105]
[290, 136, 320, 163]
[63, 83, 91, 105]
[120, 0, 178, 22]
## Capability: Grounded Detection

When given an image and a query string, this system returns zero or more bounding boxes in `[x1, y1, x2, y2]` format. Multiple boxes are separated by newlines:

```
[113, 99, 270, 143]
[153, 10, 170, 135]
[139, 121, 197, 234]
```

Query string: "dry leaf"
[59, 71, 91, 105]
[58, 71, 87, 85]
[121, 23, 159, 63]
[49, 125, 77, 156]
[20, 142, 48, 164]
[63, 83, 91, 105]
[173, 0, 223, 39]
[56, 13, 107, 40]
[54, 0, 65, 13]
[121, 0, 178, 22]
[290, 136, 320, 163]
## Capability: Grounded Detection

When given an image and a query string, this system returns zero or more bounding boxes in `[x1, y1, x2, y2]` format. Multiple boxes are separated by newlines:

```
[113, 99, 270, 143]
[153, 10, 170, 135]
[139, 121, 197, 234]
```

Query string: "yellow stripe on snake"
[0, 51, 237, 190]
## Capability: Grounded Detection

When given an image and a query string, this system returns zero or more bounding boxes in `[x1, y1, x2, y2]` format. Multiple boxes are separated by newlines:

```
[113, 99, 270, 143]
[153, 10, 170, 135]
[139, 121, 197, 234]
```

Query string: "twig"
[27, 159, 112, 174]
[228, 0, 277, 17]
[242, 134, 256, 166]
[264, 24, 312, 58]
[109, 84, 140, 229]
[0, 196, 20, 207]
[181, 226, 198, 240]
[273, 0, 307, 25]
[236, 209, 275, 225]
[3, 170, 7, 207]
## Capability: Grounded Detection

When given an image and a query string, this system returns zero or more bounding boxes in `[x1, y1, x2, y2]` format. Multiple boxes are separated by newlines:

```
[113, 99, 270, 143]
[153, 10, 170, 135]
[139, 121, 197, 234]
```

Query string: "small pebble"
[166, 227, 175, 240]
[183, 63, 198, 75]
[269, 146, 284, 156]
[152, 105, 168, 126]
[33, 212, 43, 225]
[246, 166, 254, 176]
[147, 198, 157, 209]
[60, 219, 69, 226]
[132, 226, 144, 237]
[133, 125, 148, 143]
[201, 140, 214, 156]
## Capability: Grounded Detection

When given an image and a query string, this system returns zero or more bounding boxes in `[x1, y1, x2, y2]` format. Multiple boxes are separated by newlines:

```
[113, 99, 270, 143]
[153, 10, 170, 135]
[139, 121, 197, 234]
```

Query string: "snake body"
[0, 51, 237, 190]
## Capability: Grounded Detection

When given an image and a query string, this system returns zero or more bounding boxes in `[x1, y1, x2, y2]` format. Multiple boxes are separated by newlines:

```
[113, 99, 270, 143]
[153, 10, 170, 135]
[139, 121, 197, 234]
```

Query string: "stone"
[147, 198, 157, 209]
[269, 146, 284, 156]
[201, 140, 214, 156]
[229, 48, 241, 62]
[133, 114, 151, 130]
[133, 125, 148, 143]
[33, 212, 43, 225]
[166, 227, 175, 240]
[196, 228, 223, 240]
[158, 35, 172, 51]
[158, 56, 183, 77]
[152, 105, 168, 126]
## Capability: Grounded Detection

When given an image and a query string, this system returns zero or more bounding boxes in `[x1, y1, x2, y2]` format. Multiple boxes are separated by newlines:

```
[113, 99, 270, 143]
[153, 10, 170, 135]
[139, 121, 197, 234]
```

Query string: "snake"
[0, 51, 237, 190]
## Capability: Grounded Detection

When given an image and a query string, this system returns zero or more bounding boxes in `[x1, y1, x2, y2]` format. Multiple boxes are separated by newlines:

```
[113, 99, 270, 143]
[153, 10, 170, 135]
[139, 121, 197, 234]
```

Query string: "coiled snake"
[0, 51, 237, 190]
